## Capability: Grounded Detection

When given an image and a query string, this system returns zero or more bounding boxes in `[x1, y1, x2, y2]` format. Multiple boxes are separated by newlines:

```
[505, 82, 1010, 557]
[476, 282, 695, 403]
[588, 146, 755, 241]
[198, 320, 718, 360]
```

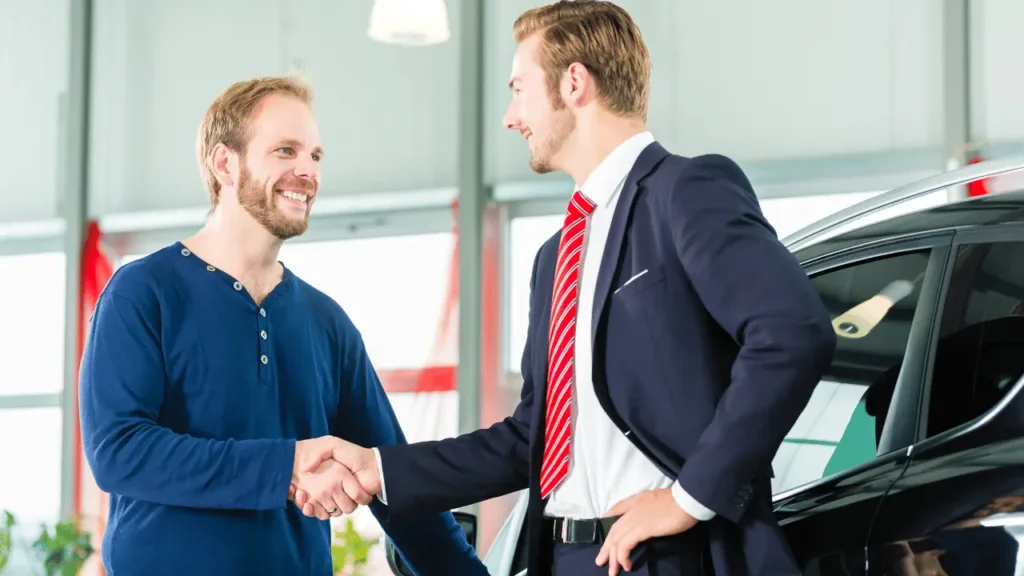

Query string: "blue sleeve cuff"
[373, 447, 388, 505]
[671, 481, 716, 521]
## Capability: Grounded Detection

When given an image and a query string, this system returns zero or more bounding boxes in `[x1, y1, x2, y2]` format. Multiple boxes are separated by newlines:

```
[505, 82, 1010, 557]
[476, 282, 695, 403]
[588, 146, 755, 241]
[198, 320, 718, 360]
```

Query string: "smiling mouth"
[276, 189, 310, 204]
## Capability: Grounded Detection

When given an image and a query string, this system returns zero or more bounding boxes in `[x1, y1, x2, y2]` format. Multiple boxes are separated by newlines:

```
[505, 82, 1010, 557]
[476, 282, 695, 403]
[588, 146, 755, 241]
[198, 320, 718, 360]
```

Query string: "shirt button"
[180, 248, 191, 257]
[260, 354, 268, 365]
[206, 265, 215, 272]
[260, 308, 266, 317]
[233, 281, 242, 291]
[260, 330, 267, 340]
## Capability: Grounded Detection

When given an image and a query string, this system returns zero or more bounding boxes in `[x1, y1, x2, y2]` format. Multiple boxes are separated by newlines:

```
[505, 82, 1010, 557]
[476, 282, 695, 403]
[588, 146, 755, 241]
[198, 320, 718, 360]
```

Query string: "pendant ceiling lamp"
[368, 0, 451, 46]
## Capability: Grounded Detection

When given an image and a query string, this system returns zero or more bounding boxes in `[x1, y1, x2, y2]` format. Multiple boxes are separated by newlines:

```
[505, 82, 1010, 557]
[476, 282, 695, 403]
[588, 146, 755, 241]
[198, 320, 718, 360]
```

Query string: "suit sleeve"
[332, 332, 487, 575]
[666, 154, 836, 523]
[79, 292, 295, 510]
[374, 246, 545, 520]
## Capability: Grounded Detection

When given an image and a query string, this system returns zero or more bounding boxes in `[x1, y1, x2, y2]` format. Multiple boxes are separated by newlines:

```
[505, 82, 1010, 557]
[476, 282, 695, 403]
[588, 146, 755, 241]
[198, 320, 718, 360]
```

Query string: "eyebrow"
[277, 139, 324, 158]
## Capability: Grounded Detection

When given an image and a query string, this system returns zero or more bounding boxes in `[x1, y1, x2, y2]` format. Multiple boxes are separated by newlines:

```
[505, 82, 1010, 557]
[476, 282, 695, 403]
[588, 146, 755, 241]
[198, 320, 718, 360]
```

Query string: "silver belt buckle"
[561, 519, 569, 543]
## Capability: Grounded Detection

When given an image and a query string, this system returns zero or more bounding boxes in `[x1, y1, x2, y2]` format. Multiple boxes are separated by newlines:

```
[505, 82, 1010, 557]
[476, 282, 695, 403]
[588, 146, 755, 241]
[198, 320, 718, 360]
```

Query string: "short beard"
[236, 165, 310, 240]
[529, 94, 575, 174]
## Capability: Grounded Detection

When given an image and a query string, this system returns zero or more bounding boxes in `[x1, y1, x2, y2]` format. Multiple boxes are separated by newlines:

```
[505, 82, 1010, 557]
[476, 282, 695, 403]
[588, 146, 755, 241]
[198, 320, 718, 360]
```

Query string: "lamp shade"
[832, 279, 916, 339]
[368, 0, 451, 46]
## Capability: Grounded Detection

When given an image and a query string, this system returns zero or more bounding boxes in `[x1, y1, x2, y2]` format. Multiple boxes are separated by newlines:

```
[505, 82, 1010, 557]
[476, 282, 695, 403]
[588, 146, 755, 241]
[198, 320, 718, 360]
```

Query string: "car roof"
[790, 187, 1024, 264]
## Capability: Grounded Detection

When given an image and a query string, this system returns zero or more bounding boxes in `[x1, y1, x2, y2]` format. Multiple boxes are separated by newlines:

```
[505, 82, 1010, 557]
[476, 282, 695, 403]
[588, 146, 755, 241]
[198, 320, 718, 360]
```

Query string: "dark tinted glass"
[927, 241, 1024, 437]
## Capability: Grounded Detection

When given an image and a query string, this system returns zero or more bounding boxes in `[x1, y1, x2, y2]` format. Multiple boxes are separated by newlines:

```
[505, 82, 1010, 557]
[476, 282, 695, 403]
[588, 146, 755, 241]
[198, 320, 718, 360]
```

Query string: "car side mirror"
[385, 510, 478, 576]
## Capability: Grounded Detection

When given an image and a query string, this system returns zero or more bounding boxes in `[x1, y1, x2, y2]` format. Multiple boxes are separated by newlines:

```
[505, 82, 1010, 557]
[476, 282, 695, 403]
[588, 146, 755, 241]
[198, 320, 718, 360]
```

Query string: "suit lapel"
[591, 141, 670, 345]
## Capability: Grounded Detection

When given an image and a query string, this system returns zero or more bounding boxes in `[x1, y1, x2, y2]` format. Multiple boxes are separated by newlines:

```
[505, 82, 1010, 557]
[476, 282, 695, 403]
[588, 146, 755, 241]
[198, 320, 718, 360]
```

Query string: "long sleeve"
[373, 247, 545, 520]
[333, 331, 487, 575]
[79, 291, 295, 510]
[666, 155, 836, 523]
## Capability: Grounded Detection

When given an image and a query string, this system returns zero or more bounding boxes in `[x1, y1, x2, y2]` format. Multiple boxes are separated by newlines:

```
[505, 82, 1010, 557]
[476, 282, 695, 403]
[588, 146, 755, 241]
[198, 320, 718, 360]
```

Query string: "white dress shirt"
[542, 131, 714, 522]
[375, 132, 713, 523]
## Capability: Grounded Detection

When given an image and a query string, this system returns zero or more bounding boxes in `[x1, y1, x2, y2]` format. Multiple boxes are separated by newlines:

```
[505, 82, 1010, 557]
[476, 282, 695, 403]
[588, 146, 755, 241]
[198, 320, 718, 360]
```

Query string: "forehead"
[510, 34, 543, 80]
[249, 93, 320, 146]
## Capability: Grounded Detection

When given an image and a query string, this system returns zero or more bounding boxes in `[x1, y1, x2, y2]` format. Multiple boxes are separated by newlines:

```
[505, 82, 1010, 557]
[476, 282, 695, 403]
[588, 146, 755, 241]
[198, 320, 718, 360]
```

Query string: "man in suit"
[293, 1, 836, 574]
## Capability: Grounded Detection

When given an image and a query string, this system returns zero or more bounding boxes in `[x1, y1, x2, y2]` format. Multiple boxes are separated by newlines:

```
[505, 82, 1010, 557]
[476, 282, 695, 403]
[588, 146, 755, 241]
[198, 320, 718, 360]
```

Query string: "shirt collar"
[577, 131, 655, 209]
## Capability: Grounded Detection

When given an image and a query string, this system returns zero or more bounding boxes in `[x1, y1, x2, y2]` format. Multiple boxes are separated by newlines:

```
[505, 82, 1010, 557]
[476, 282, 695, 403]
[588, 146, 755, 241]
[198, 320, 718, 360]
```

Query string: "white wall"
[0, 0, 70, 222]
[87, 0, 463, 216]
[970, 0, 1024, 144]
[486, 0, 944, 184]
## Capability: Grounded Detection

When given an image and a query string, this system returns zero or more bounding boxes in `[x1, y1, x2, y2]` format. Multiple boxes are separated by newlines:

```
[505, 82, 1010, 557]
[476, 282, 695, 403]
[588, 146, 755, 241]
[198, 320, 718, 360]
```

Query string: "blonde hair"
[513, 1, 650, 120]
[196, 74, 314, 205]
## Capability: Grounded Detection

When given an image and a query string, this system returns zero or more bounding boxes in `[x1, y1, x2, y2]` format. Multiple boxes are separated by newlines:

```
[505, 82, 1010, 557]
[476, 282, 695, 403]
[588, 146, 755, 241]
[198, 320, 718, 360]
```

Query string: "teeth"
[280, 190, 308, 203]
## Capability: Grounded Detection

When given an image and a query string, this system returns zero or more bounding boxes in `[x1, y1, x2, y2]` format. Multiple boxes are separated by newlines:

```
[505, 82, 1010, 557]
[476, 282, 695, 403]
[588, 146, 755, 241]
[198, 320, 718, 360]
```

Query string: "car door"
[773, 232, 953, 575]
[867, 226, 1024, 575]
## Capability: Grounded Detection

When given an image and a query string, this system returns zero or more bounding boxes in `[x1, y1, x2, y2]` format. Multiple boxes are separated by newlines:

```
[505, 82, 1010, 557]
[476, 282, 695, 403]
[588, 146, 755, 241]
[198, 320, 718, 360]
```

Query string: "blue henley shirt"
[79, 241, 486, 575]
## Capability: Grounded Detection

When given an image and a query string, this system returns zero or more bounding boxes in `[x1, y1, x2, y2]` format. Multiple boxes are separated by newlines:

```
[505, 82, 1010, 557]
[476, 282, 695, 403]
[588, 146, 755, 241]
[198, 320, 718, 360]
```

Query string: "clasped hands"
[287, 436, 379, 521]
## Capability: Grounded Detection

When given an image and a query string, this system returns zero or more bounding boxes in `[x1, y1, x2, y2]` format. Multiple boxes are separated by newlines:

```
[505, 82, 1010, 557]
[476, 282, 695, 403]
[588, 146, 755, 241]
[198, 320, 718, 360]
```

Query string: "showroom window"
[0, 252, 66, 570]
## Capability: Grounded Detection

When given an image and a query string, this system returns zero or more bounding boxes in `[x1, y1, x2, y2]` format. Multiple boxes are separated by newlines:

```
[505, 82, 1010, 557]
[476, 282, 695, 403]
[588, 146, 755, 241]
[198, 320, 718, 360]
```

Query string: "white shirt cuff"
[372, 447, 388, 505]
[671, 481, 715, 521]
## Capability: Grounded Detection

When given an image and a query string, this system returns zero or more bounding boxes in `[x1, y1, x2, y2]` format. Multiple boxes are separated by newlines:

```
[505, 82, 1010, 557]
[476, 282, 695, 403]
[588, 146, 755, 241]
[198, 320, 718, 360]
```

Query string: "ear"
[563, 62, 593, 107]
[210, 142, 239, 189]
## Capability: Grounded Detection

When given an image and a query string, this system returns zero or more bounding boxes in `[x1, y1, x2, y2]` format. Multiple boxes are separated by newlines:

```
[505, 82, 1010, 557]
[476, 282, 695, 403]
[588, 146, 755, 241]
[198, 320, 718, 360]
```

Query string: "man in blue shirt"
[79, 74, 487, 575]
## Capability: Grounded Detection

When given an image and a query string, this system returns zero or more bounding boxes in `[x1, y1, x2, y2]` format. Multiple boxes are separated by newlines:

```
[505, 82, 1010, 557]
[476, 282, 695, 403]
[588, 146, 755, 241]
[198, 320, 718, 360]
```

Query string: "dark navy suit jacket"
[377, 143, 837, 575]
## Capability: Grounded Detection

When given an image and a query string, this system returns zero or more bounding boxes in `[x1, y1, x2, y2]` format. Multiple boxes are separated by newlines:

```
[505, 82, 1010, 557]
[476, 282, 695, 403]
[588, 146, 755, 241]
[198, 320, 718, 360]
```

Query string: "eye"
[311, 153, 322, 162]
[276, 147, 294, 156]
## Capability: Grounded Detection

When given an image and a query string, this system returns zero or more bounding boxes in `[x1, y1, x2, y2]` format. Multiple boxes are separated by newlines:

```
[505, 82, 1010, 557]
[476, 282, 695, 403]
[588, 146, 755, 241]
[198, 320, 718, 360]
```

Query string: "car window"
[772, 250, 931, 494]
[924, 241, 1024, 438]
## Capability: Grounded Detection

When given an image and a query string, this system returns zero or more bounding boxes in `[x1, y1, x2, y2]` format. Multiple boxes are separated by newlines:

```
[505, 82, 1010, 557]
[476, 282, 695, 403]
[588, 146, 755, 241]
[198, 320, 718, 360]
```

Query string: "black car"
[390, 156, 1024, 576]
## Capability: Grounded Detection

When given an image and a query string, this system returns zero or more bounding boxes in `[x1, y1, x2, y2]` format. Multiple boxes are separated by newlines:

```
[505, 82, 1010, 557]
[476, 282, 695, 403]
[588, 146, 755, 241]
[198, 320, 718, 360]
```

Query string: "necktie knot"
[568, 190, 597, 219]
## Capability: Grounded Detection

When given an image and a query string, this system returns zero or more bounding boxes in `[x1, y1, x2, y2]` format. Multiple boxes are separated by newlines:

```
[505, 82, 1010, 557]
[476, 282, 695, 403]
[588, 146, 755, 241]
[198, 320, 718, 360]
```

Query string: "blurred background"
[3, 0, 1024, 573]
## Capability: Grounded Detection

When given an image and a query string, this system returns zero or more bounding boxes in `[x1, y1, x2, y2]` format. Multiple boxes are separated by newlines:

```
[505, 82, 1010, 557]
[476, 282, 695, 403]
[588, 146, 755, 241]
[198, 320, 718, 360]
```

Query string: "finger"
[287, 484, 296, 501]
[336, 462, 373, 506]
[331, 491, 357, 515]
[295, 488, 310, 508]
[614, 525, 644, 574]
[605, 496, 634, 518]
[596, 539, 610, 566]
[301, 502, 316, 517]
[312, 501, 331, 521]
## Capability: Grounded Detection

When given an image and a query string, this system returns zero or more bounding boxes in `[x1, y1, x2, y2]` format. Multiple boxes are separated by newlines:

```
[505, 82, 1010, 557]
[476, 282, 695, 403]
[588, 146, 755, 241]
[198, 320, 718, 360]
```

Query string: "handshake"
[287, 436, 381, 520]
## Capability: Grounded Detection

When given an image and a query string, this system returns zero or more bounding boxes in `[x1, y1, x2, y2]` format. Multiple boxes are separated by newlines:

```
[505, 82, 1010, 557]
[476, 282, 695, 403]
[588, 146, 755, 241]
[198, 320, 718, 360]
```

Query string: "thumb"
[298, 438, 335, 473]
[606, 495, 635, 517]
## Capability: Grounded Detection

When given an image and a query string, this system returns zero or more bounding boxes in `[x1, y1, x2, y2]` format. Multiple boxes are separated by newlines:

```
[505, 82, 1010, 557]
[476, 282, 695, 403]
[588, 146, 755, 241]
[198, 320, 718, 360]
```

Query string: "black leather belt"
[546, 516, 620, 545]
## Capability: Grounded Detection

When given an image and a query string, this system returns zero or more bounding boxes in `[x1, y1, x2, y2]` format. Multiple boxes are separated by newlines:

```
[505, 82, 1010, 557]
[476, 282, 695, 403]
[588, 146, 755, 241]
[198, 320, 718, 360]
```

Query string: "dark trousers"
[551, 529, 709, 576]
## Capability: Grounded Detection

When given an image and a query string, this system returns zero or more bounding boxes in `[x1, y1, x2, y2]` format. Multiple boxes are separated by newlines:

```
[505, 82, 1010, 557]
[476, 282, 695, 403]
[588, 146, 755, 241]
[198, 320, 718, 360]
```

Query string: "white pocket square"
[614, 269, 648, 294]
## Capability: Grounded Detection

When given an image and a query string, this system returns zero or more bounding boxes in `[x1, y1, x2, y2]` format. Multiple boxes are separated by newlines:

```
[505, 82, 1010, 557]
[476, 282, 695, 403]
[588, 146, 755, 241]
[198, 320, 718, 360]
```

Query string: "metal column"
[942, 0, 971, 181]
[60, 0, 93, 521]
[456, 0, 487, 515]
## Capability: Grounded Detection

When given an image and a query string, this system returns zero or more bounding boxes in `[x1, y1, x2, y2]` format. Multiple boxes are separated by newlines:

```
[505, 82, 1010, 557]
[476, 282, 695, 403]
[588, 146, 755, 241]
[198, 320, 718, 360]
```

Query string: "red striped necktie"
[539, 189, 597, 499]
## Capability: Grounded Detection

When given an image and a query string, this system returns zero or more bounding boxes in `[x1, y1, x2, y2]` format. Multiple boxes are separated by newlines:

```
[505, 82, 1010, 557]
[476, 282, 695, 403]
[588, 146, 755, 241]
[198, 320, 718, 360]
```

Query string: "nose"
[294, 154, 319, 181]
[503, 102, 520, 131]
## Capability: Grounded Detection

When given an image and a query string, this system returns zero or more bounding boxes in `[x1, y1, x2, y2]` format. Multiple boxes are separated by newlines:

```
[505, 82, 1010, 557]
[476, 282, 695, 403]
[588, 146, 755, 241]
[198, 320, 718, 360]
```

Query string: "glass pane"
[507, 215, 563, 371]
[926, 241, 1024, 438]
[773, 250, 931, 494]
[279, 234, 454, 370]
[0, 252, 66, 396]
[0, 407, 63, 573]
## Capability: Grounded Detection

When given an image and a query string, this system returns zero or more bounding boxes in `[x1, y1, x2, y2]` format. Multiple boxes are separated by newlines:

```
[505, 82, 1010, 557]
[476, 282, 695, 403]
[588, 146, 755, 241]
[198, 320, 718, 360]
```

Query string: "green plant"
[330, 518, 379, 576]
[32, 520, 93, 576]
[0, 511, 15, 573]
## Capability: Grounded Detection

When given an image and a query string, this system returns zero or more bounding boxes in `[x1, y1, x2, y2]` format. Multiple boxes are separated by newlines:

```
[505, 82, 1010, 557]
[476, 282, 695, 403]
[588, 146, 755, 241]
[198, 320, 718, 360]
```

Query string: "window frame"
[774, 231, 953, 501]
[913, 222, 1024, 447]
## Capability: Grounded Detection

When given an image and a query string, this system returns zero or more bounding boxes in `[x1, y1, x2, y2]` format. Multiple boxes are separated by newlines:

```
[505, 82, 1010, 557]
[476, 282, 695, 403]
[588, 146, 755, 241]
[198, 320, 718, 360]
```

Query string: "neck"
[184, 204, 283, 280]
[561, 113, 647, 186]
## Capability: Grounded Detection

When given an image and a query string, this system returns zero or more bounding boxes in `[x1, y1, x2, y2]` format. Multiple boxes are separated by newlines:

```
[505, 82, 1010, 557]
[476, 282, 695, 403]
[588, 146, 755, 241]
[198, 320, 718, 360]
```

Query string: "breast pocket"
[612, 266, 666, 300]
